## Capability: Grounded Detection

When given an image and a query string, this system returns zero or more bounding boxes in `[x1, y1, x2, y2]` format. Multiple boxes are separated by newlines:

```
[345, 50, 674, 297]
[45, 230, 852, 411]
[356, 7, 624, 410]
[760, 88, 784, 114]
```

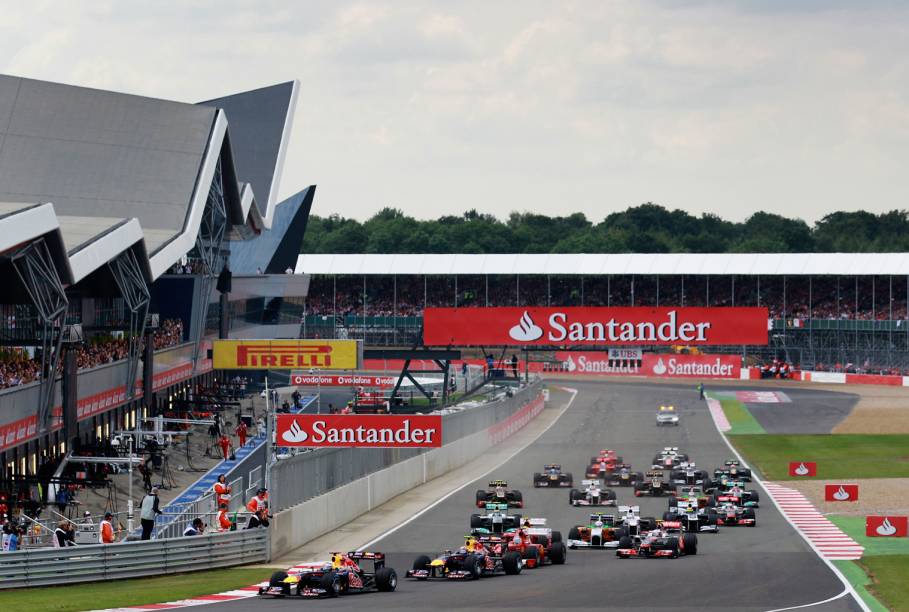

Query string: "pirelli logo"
[213, 340, 359, 370]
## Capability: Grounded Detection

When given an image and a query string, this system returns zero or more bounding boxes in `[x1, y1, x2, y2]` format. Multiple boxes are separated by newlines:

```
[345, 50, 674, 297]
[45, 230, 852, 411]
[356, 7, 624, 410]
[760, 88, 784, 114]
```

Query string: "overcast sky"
[2, 1, 907, 224]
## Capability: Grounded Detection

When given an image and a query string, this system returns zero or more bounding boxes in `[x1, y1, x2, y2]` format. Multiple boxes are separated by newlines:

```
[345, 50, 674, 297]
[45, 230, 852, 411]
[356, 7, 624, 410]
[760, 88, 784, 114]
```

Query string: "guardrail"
[0, 528, 268, 589]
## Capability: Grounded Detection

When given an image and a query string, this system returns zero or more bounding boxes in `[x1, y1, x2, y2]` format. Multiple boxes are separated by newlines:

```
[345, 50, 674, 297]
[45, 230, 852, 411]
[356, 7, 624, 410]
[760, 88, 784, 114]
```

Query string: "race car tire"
[551, 530, 563, 543]
[605, 489, 617, 501]
[681, 533, 698, 555]
[706, 510, 719, 528]
[568, 526, 581, 540]
[618, 536, 633, 549]
[269, 571, 288, 587]
[533, 473, 542, 487]
[667, 539, 680, 558]
[522, 546, 540, 566]
[475, 490, 487, 506]
[550, 542, 567, 564]
[412, 555, 432, 573]
[565, 472, 573, 486]
[748, 490, 760, 503]
[320, 572, 341, 597]
[470, 514, 483, 528]
[376, 567, 398, 591]
[569, 489, 582, 503]
[743, 508, 756, 523]
[462, 555, 481, 580]
[512, 490, 524, 505]
[503, 551, 522, 575]
[641, 517, 657, 531]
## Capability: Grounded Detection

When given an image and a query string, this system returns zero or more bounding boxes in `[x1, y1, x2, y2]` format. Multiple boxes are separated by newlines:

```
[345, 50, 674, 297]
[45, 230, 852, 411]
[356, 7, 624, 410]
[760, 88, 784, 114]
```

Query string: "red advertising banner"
[290, 373, 396, 387]
[788, 461, 818, 477]
[423, 307, 768, 346]
[825, 484, 859, 502]
[641, 353, 740, 378]
[276, 414, 442, 448]
[866, 516, 908, 537]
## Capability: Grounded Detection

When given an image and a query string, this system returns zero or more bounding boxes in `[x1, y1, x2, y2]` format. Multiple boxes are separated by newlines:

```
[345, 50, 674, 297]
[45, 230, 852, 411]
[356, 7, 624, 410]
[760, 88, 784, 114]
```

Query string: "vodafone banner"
[276, 414, 442, 448]
[290, 373, 396, 387]
[642, 354, 740, 379]
[424, 307, 768, 346]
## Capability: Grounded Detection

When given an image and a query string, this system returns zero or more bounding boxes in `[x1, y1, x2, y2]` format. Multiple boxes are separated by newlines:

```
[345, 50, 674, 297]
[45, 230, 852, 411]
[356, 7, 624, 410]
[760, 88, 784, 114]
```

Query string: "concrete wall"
[270, 391, 545, 558]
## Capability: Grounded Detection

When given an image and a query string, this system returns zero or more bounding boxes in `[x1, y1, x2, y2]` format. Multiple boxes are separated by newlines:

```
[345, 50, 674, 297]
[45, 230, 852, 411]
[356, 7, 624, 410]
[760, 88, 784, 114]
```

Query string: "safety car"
[656, 405, 680, 426]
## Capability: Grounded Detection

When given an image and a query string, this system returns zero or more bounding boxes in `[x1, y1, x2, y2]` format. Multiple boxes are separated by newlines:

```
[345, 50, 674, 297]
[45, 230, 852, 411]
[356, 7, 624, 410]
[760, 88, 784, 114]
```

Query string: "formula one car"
[470, 502, 522, 534]
[407, 536, 522, 580]
[533, 464, 573, 488]
[663, 498, 719, 533]
[567, 508, 657, 549]
[475, 480, 524, 508]
[656, 405, 680, 426]
[670, 485, 717, 509]
[501, 518, 567, 567]
[714, 501, 757, 527]
[615, 525, 698, 559]
[603, 465, 644, 487]
[713, 460, 753, 482]
[669, 463, 710, 486]
[634, 471, 677, 497]
[652, 447, 690, 470]
[259, 552, 397, 597]
[569, 480, 617, 507]
[585, 451, 624, 478]
[711, 481, 760, 507]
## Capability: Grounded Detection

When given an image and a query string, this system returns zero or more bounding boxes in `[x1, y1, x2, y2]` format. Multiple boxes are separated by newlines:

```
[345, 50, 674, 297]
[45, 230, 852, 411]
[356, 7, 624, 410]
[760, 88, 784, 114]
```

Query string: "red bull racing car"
[259, 552, 397, 597]
[406, 536, 522, 580]
[533, 464, 574, 487]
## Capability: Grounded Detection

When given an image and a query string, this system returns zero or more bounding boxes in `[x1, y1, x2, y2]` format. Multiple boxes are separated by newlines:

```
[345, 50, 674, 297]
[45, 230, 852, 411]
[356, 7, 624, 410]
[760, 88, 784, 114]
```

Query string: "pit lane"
[213, 380, 861, 611]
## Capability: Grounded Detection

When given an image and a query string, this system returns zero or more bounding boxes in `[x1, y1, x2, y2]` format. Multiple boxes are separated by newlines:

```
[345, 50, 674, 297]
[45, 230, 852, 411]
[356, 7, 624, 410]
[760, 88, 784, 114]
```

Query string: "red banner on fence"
[290, 373, 396, 387]
[423, 307, 768, 346]
[788, 461, 817, 477]
[866, 516, 908, 537]
[641, 353, 740, 378]
[825, 484, 859, 502]
[275, 414, 442, 448]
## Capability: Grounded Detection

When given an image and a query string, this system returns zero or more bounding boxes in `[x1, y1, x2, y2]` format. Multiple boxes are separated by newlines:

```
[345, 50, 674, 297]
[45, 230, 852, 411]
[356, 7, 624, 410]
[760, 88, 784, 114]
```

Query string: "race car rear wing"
[543, 464, 562, 470]
[581, 479, 600, 486]
[618, 505, 640, 514]
[488, 480, 508, 487]
[645, 470, 665, 477]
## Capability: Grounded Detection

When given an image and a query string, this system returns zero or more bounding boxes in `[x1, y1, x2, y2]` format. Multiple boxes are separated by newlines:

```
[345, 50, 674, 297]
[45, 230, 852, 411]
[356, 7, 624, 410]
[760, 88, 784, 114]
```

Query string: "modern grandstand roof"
[296, 252, 909, 276]
[0, 73, 299, 283]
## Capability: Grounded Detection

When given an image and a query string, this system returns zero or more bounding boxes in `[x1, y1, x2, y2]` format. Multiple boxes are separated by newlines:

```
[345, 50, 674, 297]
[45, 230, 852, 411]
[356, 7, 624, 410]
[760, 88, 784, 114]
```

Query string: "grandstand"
[0, 74, 311, 484]
[296, 253, 909, 373]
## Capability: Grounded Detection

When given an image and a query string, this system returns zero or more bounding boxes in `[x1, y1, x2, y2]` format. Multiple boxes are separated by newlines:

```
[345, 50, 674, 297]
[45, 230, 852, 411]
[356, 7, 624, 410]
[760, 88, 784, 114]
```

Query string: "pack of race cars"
[258, 419, 762, 598]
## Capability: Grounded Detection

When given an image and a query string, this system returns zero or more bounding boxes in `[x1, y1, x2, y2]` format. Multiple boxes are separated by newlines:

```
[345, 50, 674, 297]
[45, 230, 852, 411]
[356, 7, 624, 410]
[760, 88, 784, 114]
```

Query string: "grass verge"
[857, 555, 909, 611]
[829, 516, 909, 556]
[0, 567, 266, 612]
[719, 399, 766, 435]
[833, 559, 889, 612]
[727, 434, 909, 480]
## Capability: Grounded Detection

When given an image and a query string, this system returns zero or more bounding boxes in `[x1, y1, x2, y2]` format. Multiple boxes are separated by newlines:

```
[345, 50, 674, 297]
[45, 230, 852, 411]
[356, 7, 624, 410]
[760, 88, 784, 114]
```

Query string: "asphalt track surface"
[744, 388, 858, 434]
[219, 380, 861, 611]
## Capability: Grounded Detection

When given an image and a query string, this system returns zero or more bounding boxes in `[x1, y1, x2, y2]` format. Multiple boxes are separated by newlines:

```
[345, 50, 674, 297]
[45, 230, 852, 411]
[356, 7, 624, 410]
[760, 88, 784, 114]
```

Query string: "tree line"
[300, 204, 909, 254]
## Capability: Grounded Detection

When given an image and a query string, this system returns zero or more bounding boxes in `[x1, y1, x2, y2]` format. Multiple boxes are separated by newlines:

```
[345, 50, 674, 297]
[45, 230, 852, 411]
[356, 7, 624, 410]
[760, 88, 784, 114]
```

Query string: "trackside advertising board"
[642, 354, 740, 378]
[213, 340, 359, 370]
[290, 373, 396, 387]
[423, 307, 768, 346]
[276, 414, 443, 448]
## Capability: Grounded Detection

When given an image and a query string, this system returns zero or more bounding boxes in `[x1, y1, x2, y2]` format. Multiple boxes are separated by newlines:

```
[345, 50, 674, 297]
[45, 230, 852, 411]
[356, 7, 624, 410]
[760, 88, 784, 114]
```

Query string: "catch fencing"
[269, 380, 542, 512]
[0, 528, 268, 589]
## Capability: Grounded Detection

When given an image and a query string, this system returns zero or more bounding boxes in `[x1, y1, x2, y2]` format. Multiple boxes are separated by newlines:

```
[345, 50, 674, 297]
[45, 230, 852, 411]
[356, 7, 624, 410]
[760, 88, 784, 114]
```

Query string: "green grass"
[829, 516, 909, 556]
[0, 567, 267, 612]
[727, 434, 909, 480]
[833, 559, 889, 612]
[858, 555, 909, 611]
[718, 399, 766, 434]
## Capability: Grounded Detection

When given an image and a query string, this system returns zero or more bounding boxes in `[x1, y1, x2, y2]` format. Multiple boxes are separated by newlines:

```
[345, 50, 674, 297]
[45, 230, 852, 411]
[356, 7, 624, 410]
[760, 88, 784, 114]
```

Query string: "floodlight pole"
[264, 377, 272, 492]
[128, 437, 134, 532]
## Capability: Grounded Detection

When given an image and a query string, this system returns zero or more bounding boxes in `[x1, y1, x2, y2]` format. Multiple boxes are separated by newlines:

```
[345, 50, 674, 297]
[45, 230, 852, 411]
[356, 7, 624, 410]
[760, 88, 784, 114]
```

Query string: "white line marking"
[357, 387, 578, 551]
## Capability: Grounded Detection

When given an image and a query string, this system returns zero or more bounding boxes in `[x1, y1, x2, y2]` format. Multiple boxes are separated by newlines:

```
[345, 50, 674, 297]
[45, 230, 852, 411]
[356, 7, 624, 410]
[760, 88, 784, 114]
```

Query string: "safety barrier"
[0, 528, 269, 589]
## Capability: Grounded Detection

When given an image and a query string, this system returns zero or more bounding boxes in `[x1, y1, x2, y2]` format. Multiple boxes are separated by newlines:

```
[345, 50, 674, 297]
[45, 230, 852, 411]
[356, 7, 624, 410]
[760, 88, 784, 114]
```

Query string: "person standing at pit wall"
[140, 486, 162, 540]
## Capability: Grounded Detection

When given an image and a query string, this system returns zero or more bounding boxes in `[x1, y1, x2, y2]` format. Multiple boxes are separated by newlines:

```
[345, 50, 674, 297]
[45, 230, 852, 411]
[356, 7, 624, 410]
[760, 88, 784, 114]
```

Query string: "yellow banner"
[213, 340, 359, 370]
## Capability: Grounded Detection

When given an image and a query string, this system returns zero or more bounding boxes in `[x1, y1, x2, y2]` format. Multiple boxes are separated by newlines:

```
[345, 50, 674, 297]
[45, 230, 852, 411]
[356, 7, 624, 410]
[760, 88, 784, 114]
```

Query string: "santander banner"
[290, 373, 396, 387]
[642, 354, 740, 378]
[866, 516, 908, 537]
[825, 484, 859, 502]
[276, 414, 442, 448]
[423, 307, 768, 346]
[789, 461, 818, 477]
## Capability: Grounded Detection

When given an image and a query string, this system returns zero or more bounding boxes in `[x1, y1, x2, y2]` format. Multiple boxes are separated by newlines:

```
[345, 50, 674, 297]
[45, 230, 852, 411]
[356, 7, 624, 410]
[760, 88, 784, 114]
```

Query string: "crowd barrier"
[270, 381, 546, 559]
[0, 528, 268, 589]
[740, 367, 909, 387]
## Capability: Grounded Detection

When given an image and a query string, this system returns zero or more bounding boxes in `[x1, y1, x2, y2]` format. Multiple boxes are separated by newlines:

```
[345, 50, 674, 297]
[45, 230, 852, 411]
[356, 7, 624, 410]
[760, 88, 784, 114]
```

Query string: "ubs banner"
[213, 340, 360, 370]
[424, 307, 768, 346]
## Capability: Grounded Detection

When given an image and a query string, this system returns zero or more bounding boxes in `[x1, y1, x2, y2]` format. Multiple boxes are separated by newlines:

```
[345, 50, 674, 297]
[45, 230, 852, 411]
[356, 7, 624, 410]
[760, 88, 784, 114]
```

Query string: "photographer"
[183, 517, 205, 536]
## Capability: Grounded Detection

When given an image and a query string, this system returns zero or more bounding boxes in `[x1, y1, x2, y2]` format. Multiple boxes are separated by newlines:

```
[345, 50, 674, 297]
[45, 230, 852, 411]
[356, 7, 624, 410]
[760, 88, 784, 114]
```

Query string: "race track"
[217, 380, 861, 611]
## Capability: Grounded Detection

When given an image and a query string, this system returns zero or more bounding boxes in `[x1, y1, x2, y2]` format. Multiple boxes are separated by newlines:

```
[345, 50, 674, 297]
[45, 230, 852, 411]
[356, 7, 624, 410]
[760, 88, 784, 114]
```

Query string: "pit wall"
[270, 389, 546, 559]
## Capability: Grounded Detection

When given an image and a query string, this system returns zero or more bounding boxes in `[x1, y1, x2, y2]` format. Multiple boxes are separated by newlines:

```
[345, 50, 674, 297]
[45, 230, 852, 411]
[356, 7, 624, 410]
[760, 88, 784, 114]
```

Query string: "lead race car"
[652, 447, 690, 470]
[407, 536, 523, 580]
[570, 479, 617, 507]
[533, 464, 573, 488]
[260, 552, 397, 598]
[476, 480, 524, 508]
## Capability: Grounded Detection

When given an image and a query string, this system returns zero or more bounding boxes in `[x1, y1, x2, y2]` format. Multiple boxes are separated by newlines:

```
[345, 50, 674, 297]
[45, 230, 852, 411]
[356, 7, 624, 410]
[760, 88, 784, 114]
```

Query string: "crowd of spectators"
[304, 275, 909, 322]
[0, 319, 185, 390]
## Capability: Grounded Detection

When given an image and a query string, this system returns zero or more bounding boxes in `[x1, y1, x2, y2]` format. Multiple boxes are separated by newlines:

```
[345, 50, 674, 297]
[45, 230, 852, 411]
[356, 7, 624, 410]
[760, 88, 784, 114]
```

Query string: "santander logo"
[833, 486, 851, 501]
[652, 358, 667, 375]
[794, 463, 810, 476]
[876, 518, 898, 536]
[564, 355, 577, 372]
[281, 419, 308, 443]
[509, 311, 544, 342]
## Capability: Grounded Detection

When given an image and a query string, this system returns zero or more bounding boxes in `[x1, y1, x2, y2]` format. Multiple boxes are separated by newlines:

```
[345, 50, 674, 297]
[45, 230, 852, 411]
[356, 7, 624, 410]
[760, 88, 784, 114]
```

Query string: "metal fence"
[269, 380, 543, 512]
[0, 528, 269, 589]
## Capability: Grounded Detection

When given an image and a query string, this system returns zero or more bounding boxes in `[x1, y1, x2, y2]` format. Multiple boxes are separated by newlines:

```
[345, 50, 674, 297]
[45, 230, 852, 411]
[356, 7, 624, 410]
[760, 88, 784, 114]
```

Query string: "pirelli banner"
[424, 307, 769, 346]
[213, 340, 361, 370]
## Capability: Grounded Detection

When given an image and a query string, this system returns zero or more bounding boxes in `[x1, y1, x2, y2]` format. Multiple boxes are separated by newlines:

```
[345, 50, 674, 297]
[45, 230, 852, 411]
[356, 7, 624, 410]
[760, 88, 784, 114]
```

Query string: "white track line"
[357, 387, 578, 551]
[702, 394, 870, 612]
